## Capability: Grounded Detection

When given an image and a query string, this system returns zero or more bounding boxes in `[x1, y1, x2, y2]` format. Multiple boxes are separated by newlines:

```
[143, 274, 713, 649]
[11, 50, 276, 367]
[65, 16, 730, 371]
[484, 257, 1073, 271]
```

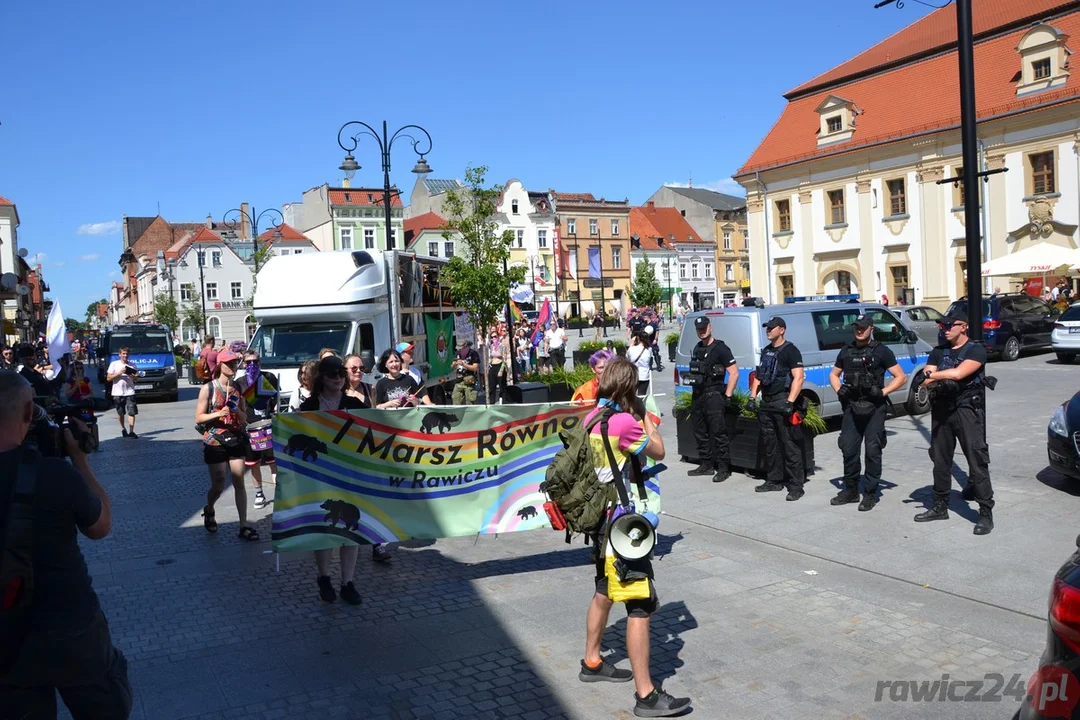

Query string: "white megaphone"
[609, 512, 656, 561]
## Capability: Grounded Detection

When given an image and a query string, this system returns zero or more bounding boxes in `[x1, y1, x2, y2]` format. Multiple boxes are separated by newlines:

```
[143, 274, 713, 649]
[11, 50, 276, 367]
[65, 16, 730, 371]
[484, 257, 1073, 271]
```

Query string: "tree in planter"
[154, 291, 180, 334]
[630, 256, 663, 309]
[440, 165, 527, 405]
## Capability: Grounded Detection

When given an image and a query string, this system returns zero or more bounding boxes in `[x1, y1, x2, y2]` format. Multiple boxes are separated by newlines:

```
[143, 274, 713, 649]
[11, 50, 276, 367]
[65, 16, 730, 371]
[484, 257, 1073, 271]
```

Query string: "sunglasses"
[223, 360, 240, 368]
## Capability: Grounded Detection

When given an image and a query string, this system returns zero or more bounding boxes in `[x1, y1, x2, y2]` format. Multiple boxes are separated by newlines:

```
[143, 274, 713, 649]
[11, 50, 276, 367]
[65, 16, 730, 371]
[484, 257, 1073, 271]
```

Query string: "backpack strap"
[599, 413, 633, 510]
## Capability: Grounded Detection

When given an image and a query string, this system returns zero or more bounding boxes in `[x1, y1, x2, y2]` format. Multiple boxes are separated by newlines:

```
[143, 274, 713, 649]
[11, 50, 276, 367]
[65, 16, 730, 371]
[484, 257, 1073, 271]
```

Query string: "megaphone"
[609, 512, 656, 561]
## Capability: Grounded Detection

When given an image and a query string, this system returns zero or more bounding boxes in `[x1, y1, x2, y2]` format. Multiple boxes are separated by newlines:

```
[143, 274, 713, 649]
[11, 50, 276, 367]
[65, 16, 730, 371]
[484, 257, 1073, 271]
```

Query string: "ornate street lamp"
[222, 206, 284, 274]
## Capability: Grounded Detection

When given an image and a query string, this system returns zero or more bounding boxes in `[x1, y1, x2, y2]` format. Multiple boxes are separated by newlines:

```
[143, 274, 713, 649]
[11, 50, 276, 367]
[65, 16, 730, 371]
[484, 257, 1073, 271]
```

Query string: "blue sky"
[3, 0, 933, 319]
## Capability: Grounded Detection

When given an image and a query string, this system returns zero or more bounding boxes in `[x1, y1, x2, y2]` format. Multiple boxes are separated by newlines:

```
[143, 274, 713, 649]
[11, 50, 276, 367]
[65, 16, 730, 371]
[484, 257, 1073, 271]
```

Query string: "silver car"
[893, 305, 946, 346]
[1051, 303, 1080, 364]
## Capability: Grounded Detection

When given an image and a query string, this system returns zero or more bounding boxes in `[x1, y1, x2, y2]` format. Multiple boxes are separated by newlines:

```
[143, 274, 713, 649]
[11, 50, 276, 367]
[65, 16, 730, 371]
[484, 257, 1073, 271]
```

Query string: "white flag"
[46, 300, 72, 375]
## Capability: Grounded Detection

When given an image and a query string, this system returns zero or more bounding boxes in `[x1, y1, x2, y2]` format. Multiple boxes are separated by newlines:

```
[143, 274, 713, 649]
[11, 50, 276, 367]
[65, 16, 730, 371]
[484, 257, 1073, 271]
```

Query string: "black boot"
[687, 464, 714, 477]
[914, 501, 949, 523]
[858, 494, 878, 512]
[755, 481, 784, 493]
[973, 507, 994, 535]
[831, 488, 860, 506]
[712, 468, 731, 483]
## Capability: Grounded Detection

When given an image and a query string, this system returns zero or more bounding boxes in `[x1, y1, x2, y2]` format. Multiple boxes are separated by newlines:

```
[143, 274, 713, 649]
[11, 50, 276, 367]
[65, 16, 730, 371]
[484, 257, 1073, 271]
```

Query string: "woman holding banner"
[298, 355, 365, 604]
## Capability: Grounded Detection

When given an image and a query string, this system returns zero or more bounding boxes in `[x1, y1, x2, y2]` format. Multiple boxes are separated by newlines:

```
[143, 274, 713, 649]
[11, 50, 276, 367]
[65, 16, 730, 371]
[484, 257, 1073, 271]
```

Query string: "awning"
[980, 243, 1080, 277]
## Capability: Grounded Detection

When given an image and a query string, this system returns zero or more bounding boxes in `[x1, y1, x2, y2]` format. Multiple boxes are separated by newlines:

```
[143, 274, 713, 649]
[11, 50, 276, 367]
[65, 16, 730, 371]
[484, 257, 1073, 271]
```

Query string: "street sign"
[581, 278, 613, 289]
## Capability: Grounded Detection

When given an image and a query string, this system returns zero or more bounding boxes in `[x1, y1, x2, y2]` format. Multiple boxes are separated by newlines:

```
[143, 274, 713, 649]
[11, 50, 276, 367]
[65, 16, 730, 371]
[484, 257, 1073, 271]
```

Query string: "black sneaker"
[340, 581, 362, 605]
[121, 429, 129, 438]
[786, 489, 805, 502]
[578, 659, 633, 683]
[755, 482, 784, 493]
[317, 575, 336, 603]
[961, 484, 976, 501]
[633, 685, 692, 717]
[973, 507, 994, 536]
[831, 489, 860, 506]
[914, 502, 949, 523]
[711, 469, 731, 483]
[858, 494, 878, 512]
[127, 431, 138, 440]
[687, 465, 715, 477]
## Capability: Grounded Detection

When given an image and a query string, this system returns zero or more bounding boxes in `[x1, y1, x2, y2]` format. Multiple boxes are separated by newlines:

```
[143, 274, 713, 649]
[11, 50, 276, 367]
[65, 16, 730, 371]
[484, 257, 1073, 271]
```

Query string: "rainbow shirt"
[584, 408, 648, 486]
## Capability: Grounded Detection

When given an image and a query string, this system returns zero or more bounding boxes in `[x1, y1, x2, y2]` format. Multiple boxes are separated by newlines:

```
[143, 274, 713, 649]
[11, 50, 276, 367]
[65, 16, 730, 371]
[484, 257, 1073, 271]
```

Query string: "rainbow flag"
[242, 372, 279, 409]
[508, 301, 523, 324]
[531, 297, 552, 347]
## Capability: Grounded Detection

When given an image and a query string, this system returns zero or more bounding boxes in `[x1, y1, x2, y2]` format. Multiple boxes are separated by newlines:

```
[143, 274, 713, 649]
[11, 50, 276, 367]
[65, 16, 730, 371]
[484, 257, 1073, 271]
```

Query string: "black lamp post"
[666, 256, 674, 322]
[336, 120, 433, 251]
[222, 206, 284, 274]
[196, 249, 208, 338]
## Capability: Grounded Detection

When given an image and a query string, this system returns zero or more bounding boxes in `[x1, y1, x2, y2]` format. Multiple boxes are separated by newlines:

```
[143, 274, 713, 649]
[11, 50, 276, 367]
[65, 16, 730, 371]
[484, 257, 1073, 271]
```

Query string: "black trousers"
[759, 398, 804, 488]
[691, 391, 730, 472]
[838, 402, 887, 494]
[929, 403, 994, 510]
[650, 343, 663, 370]
[487, 365, 506, 403]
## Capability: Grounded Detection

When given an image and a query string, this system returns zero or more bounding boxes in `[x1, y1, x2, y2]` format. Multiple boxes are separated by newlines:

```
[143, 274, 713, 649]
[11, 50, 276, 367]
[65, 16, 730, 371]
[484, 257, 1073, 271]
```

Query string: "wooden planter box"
[674, 410, 816, 476]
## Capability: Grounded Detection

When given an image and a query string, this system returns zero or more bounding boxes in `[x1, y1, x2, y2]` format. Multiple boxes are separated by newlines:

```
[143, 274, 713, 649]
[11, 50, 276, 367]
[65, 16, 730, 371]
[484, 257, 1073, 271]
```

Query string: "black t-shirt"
[457, 349, 480, 379]
[0, 451, 102, 633]
[834, 342, 899, 373]
[693, 339, 737, 392]
[19, 366, 53, 398]
[928, 341, 988, 398]
[298, 393, 369, 412]
[757, 342, 804, 397]
[375, 375, 426, 407]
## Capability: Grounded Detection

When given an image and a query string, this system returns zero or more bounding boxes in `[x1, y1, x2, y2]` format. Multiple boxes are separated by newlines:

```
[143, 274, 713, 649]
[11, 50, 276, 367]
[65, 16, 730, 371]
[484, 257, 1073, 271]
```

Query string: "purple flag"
[588, 247, 601, 279]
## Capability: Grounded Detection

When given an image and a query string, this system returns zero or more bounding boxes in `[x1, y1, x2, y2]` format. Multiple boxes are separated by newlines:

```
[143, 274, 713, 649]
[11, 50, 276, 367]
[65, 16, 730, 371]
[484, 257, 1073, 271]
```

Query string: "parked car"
[892, 305, 946, 346]
[945, 294, 1059, 361]
[1050, 304, 1080, 364]
[675, 299, 933, 418]
[1047, 390, 1080, 480]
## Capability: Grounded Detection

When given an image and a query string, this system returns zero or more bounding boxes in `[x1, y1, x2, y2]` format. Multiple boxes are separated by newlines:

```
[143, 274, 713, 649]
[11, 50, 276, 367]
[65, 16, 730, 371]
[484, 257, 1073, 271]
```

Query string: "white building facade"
[168, 228, 256, 343]
[497, 180, 558, 309]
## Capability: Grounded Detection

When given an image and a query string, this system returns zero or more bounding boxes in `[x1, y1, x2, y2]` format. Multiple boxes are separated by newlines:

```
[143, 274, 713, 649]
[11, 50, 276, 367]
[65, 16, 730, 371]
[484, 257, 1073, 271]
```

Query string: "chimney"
[646, 201, 655, 212]
[206, 213, 213, 229]
[240, 202, 251, 239]
[342, 177, 351, 189]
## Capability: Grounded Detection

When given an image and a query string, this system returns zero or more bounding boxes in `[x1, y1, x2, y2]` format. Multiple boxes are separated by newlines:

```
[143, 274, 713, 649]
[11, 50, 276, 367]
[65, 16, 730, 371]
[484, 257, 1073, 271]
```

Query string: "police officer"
[829, 314, 906, 511]
[914, 310, 994, 535]
[685, 316, 739, 483]
[749, 317, 806, 500]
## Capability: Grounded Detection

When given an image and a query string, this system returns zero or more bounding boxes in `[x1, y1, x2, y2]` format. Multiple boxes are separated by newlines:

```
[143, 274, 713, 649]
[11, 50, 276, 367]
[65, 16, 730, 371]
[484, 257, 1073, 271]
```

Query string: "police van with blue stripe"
[674, 295, 933, 418]
[99, 323, 180, 402]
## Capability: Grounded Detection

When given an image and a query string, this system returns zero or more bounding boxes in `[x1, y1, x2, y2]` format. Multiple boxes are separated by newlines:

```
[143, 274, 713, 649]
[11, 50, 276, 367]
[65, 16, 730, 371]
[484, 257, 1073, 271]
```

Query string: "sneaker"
[340, 581, 363, 605]
[317, 575, 336, 603]
[372, 544, 392, 563]
[633, 685, 692, 718]
[127, 431, 138, 440]
[121, 429, 129, 438]
[687, 464, 715, 477]
[253, 492, 266, 510]
[858, 494, 878, 512]
[578, 659, 633, 683]
[754, 482, 784, 493]
[973, 507, 994, 536]
[961, 484, 976, 501]
[786, 489, 805, 502]
[914, 502, 949, 523]
[711, 469, 731, 484]
[831, 489, 860, 506]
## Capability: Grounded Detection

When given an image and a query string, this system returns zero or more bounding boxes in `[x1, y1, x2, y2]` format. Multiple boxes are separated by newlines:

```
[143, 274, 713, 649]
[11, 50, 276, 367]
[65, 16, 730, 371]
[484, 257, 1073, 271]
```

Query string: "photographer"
[451, 340, 480, 405]
[16, 344, 52, 399]
[0, 371, 131, 718]
[106, 347, 138, 439]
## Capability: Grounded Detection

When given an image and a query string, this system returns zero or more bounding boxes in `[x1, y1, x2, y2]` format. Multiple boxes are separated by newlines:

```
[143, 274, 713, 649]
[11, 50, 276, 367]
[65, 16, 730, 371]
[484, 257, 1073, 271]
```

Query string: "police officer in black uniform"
[685, 316, 739, 483]
[749, 317, 806, 501]
[914, 310, 994, 535]
[829, 314, 906, 511]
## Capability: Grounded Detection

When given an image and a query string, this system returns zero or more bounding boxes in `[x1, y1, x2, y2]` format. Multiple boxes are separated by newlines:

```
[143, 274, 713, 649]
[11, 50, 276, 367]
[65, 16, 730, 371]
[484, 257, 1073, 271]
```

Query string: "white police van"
[674, 295, 933, 418]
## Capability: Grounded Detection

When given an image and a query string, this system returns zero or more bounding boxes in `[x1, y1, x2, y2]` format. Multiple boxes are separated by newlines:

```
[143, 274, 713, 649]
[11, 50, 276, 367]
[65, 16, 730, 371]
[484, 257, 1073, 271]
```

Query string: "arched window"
[207, 316, 221, 341]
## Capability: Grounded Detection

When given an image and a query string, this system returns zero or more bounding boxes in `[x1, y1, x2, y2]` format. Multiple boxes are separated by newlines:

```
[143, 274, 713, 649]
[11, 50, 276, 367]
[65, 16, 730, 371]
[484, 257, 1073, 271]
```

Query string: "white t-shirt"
[627, 343, 651, 382]
[108, 359, 135, 397]
[545, 328, 567, 351]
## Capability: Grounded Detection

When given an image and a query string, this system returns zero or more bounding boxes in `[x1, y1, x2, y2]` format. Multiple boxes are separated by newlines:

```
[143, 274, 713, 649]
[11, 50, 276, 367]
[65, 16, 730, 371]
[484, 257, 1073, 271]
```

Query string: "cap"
[319, 354, 345, 376]
[852, 314, 875, 329]
[763, 317, 786, 330]
[395, 341, 414, 355]
[693, 316, 710, 330]
[217, 348, 240, 365]
[943, 310, 969, 324]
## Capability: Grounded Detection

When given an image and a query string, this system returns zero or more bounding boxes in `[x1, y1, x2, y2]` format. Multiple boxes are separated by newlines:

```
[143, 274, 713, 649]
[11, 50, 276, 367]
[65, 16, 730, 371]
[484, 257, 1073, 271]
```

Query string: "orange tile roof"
[404, 212, 446, 236]
[0, 195, 19, 223]
[328, 188, 404, 207]
[552, 192, 597, 202]
[737, 5, 1080, 175]
[629, 205, 705, 251]
[188, 227, 223, 243]
[257, 222, 309, 241]
[788, 0, 1075, 97]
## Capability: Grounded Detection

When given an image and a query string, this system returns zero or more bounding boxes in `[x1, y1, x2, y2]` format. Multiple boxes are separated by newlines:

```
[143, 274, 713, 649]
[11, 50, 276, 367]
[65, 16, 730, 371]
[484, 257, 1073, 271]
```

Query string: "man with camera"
[685, 317, 739, 483]
[451, 339, 481, 405]
[0, 371, 131, 718]
[106, 347, 138, 439]
[828, 315, 906, 512]
[16, 344, 52, 399]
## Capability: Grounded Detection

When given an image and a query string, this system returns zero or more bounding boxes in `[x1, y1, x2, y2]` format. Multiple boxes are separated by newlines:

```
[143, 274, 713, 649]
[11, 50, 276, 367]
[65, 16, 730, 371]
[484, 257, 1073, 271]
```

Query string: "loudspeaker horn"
[609, 512, 656, 561]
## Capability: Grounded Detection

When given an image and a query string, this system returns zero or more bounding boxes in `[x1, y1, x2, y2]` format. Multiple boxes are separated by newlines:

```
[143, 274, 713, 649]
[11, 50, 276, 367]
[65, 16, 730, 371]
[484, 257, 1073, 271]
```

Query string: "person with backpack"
[573, 357, 692, 718]
[0, 370, 131, 718]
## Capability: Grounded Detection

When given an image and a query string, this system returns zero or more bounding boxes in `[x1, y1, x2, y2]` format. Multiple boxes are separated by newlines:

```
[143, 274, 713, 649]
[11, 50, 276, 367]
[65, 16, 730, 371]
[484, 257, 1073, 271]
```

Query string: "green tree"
[251, 242, 274, 300]
[181, 291, 205, 338]
[85, 298, 107, 324]
[630, 255, 663, 309]
[440, 165, 526, 403]
[64, 318, 86, 336]
[154, 291, 179, 333]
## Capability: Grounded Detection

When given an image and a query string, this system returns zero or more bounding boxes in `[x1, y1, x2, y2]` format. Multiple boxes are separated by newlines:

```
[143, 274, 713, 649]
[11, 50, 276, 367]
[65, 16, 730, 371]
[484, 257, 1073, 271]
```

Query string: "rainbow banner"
[270, 404, 661, 552]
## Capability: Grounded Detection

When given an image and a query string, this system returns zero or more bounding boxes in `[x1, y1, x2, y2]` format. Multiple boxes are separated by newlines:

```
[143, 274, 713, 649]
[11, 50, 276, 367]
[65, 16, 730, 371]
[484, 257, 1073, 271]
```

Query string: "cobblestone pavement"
[61, 350, 1075, 719]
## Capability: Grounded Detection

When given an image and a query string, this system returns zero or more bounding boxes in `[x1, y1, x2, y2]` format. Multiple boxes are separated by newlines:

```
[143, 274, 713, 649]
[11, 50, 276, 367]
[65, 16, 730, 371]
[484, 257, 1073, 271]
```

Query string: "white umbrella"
[510, 284, 533, 304]
[980, 243, 1080, 277]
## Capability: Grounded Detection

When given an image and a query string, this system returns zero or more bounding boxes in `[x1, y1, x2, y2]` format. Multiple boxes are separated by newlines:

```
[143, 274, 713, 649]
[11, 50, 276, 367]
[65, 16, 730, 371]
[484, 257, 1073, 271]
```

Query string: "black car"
[945, 294, 1059, 361]
[1048, 391, 1080, 480]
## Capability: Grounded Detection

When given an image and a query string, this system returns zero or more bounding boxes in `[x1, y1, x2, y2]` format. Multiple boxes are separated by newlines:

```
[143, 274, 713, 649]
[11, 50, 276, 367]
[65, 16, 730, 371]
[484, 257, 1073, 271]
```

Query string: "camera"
[24, 402, 99, 458]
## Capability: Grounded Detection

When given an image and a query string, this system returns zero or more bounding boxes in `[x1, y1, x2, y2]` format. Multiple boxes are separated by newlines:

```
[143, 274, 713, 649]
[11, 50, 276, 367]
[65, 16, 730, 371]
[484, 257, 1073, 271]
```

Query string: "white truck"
[250, 249, 463, 408]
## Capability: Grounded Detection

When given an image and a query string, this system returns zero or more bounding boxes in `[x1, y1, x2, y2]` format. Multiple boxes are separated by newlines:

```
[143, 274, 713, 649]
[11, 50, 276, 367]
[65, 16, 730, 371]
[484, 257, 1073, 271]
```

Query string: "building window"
[539, 263, 550, 281]
[611, 220, 619, 236]
[741, 262, 750, 278]
[340, 227, 353, 250]
[836, 270, 852, 295]
[231, 281, 243, 299]
[515, 230, 524, 249]
[207, 316, 221, 340]
[780, 274, 794, 301]
[1033, 58, 1052, 80]
[889, 265, 909, 301]
[206, 282, 218, 300]
[776, 199, 791, 232]
[364, 227, 375, 249]
[389, 228, 398, 246]
[723, 230, 732, 250]
[828, 189, 846, 224]
[538, 229, 548, 248]
[294, 249, 303, 255]
[567, 218, 576, 235]
[196, 250, 205, 267]
[444, 241, 454, 258]
[704, 262, 713, 278]
[725, 264, 734, 282]
[679, 263, 687, 279]
[826, 115, 843, 134]
[428, 241, 439, 257]
[611, 246, 622, 269]
[887, 178, 907, 216]
[180, 283, 194, 301]
[589, 219, 598, 235]
[691, 262, 699, 279]
[1030, 151, 1055, 195]
[511, 200, 519, 215]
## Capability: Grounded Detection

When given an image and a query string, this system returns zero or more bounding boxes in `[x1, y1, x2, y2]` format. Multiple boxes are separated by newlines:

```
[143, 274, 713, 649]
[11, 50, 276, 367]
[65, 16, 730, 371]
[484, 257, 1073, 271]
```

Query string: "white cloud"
[76, 221, 122, 236]
[53, 261, 65, 267]
[79, 253, 101, 262]
[665, 178, 746, 196]
[107, 270, 120, 278]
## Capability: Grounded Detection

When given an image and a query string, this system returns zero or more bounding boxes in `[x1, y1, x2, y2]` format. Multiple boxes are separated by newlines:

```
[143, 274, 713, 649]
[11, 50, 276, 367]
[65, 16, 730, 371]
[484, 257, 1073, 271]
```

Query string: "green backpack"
[543, 410, 620, 542]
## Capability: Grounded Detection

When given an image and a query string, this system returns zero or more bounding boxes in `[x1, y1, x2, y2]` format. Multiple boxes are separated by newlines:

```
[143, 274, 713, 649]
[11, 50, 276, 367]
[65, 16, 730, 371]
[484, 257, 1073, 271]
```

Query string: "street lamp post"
[337, 120, 433, 252]
[595, 233, 607, 338]
[222, 206, 284, 275]
[196, 249, 208, 338]
[666, 256, 674, 322]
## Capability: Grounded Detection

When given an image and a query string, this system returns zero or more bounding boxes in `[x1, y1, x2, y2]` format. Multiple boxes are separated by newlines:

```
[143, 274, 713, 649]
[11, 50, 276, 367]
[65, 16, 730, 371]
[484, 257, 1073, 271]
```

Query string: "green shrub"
[520, 364, 595, 388]
[664, 332, 679, 347]
[675, 388, 827, 434]
[577, 340, 607, 352]
[611, 340, 628, 351]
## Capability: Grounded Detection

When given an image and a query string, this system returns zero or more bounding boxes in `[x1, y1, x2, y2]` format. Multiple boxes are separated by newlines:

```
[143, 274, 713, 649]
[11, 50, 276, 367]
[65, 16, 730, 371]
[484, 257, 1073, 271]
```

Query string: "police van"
[99, 323, 179, 402]
[674, 295, 934, 418]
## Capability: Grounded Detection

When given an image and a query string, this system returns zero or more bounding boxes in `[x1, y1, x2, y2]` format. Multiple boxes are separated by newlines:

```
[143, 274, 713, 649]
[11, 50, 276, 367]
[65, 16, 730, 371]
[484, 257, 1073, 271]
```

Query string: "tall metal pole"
[667, 257, 674, 321]
[576, 243, 583, 338]
[197, 250, 208, 337]
[597, 232, 607, 337]
[956, 0, 983, 342]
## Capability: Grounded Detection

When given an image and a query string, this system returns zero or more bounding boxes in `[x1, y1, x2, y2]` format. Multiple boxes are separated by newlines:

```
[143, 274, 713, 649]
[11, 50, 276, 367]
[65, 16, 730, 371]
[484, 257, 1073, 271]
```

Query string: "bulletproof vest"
[937, 342, 983, 399]
[691, 342, 725, 390]
[756, 345, 791, 396]
[842, 342, 885, 392]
